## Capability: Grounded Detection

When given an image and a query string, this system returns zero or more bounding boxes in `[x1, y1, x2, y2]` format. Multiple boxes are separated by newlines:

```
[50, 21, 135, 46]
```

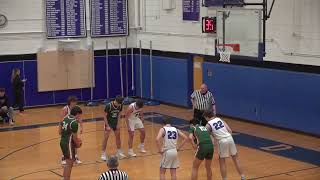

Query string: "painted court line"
[247, 166, 320, 180]
[10, 149, 193, 180]
[0, 129, 103, 161]
[49, 170, 63, 178]
[164, 114, 320, 167]
[1, 112, 320, 167]
[0, 113, 157, 132]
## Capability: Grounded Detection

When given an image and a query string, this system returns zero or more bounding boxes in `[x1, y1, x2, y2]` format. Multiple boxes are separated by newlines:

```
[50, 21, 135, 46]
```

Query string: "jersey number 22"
[213, 121, 224, 130]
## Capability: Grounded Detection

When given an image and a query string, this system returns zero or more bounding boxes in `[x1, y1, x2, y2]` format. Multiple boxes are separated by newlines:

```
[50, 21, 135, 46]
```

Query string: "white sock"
[241, 175, 245, 179]
[129, 148, 133, 152]
[140, 143, 144, 147]
[117, 149, 122, 153]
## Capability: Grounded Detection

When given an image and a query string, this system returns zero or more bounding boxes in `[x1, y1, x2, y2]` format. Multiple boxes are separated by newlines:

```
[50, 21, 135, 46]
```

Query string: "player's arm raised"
[155, 128, 165, 154]
[177, 130, 188, 151]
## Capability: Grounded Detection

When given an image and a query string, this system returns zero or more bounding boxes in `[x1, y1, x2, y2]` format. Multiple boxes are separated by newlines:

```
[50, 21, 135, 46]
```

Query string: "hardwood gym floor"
[0, 104, 319, 180]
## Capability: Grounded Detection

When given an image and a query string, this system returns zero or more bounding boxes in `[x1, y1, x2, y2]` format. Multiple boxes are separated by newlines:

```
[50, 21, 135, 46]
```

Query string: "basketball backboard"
[216, 9, 263, 58]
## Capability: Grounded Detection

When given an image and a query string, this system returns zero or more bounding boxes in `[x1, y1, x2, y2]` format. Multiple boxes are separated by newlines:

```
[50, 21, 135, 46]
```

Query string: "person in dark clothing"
[0, 88, 14, 125]
[11, 68, 26, 112]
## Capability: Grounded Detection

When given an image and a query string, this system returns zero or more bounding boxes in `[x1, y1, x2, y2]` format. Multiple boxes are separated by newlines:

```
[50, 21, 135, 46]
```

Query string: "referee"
[191, 84, 216, 126]
[98, 155, 128, 180]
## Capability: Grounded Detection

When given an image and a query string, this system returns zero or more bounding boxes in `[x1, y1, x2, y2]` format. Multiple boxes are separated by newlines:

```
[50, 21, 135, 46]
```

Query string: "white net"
[217, 46, 233, 63]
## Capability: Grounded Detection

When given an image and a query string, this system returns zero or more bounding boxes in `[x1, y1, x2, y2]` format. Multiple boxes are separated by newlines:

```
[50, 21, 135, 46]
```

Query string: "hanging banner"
[183, 0, 200, 21]
[90, 0, 128, 37]
[45, 0, 86, 38]
[203, 0, 244, 7]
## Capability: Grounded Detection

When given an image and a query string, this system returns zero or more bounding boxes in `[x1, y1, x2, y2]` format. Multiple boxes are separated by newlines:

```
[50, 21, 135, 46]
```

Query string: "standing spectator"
[0, 88, 14, 125]
[98, 155, 129, 180]
[191, 84, 216, 126]
[11, 68, 26, 112]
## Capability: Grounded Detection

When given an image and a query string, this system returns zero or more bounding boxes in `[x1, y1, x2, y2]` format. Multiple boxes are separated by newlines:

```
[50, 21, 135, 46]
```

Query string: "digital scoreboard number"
[202, 17, 216, 33]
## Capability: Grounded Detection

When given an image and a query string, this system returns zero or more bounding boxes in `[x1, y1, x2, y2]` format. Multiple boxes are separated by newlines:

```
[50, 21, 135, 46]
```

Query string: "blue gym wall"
[0, 55, 134, 107]
[1, 53, 319, 135]
[134, 55, 192, 107]
[202, 62, 320, 135]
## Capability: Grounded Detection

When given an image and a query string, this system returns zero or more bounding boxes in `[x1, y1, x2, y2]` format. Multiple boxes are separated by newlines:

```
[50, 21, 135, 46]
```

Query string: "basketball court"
[0, 104, 319, 179]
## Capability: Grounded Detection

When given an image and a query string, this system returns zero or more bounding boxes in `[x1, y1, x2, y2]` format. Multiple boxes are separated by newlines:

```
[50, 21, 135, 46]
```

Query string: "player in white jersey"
[203, 111, 245, 180]
[58, 96, 83, 165]
[156, 118, 188, 180]
[125, 99, 146, 157]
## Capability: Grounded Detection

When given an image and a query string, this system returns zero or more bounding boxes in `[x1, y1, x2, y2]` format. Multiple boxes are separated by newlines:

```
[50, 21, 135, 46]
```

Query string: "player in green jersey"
[60, 105, 83, 180]
[101, 95, 126, 161]
[189, 119, 214, 180]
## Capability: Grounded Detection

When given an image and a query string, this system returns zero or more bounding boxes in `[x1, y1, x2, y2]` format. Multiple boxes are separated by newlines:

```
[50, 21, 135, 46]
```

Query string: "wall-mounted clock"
[0, 14, 8, 28]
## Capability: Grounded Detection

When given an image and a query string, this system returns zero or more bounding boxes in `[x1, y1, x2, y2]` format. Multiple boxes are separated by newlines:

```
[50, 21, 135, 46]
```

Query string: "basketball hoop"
[216, 44, 240, 63]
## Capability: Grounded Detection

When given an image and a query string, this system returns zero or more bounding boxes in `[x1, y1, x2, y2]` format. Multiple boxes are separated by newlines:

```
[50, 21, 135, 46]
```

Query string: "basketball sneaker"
[101, 153, 108, 161]
[139, 144, 147, 153]
[128, 149, 136, 157]
[116, 150, 126, 159]
[61, 156, 66, 165]
[117, 152, 127, 159]
[75, 156, 82, 164]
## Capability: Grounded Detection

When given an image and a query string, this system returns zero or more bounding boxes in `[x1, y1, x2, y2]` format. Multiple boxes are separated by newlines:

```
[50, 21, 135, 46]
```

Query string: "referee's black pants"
[193, 109, 207, 126]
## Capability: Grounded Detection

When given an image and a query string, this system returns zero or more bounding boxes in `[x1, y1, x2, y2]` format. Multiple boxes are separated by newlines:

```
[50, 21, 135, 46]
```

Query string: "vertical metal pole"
[131, 47, 135, 92]
[91, 41, 94, 102]
[119, 40, 124, 97]
[222, 12, 226, 51]
[150, 40, 153, 99]
[22, 60, 26, 107]
[139, 40, 143, 97]
[125, 38, 129, 97]
[53, 91, 56, 104]
[263, 0, 266, 56]
[106, 40, 109, 99]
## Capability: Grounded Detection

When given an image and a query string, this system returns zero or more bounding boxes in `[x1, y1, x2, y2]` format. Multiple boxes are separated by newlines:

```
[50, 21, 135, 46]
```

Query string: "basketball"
[74, 138, 82, 148]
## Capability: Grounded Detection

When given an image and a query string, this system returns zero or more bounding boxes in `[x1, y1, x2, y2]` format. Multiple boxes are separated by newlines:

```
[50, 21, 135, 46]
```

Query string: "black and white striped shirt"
[191, 90, 215, 111]
[99, 169, 128, 180]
